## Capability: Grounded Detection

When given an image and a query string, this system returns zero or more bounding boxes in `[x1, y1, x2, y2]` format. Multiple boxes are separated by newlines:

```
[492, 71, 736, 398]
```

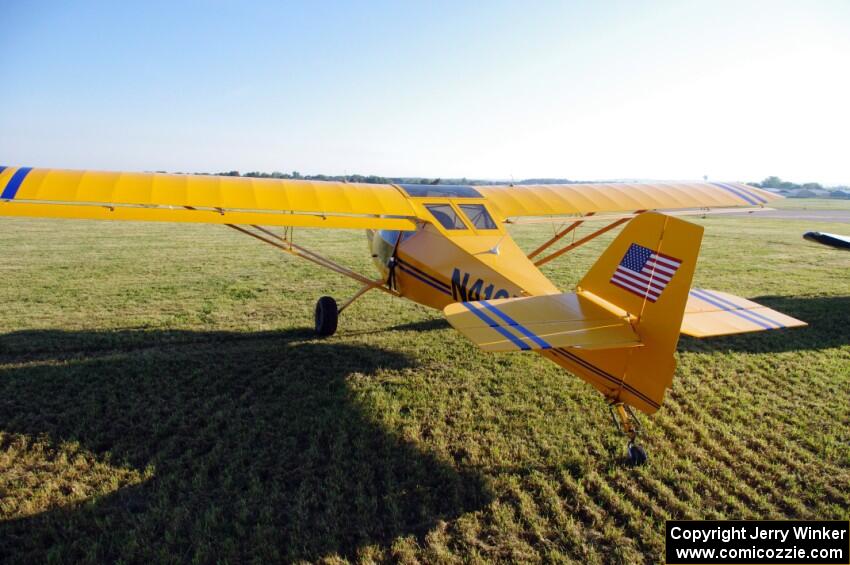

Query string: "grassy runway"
[1, 200, 848, 563]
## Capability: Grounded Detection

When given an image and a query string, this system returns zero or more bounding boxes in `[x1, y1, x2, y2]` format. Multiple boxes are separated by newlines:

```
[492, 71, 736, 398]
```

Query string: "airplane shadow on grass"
[678, 294, 850, 354]
[0, 328, 492, 563]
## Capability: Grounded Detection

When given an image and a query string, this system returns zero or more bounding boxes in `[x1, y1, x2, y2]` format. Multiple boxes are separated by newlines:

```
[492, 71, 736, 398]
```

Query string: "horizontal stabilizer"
[682, 289, 806, 337]
[444, 293, 642, 352]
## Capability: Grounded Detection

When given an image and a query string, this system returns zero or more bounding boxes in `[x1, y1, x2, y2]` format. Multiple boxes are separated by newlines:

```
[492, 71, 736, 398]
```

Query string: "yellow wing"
[682, 289, 807, 337]
[476, 182, 779, 220]
[443, 294, 642, 352]
[0, 166, 418, 230]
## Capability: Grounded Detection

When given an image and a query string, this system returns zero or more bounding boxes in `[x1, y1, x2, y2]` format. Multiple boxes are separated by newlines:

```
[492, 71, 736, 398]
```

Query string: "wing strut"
[527, 213, 594, 260]
[224, 224, 398, 304]
[532, 211, 644, 267]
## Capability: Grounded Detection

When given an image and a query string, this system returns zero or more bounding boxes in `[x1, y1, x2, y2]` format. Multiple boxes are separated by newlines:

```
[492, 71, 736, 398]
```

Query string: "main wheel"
[627, 443, 648, 467]
[314, 296, 339, 337]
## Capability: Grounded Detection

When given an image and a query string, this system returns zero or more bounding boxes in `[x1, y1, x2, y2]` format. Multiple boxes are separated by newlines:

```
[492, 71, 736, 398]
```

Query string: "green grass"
[770, 197, 850, 211]
[1, 203, 848, 564]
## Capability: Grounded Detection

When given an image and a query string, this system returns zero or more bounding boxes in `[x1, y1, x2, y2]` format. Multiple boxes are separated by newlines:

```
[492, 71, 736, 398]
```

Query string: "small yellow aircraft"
[0, 166, 806, 464]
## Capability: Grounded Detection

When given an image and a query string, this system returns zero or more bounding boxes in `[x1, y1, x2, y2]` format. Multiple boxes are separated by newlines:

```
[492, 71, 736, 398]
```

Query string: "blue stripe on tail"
[462, 302, 531, 350]
[693, 289, 784, 328]
[689, 289, 778, 330]
[478, 300, 552, 349]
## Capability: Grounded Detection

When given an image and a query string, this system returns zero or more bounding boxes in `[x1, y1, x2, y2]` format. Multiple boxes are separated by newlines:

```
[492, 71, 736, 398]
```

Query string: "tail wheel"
[610, 402, 648, 467]
[314, 296, 338, 337]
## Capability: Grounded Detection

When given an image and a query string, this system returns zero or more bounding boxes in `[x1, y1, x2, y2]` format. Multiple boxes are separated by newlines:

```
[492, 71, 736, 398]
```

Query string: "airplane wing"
[803, 231, 850, 250]
[0, 166, 418, 230]
[681, 288, 807, 337]
[443, 293, 642, 352]
[0, 166, 779, 230]
[476, 182, 779, 221]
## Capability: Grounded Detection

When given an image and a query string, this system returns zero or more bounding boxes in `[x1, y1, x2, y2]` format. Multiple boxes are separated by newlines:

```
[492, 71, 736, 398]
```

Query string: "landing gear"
[313, 280, 391, 337]
[609, 401, 648, 467]
[314, 296, 339, 336]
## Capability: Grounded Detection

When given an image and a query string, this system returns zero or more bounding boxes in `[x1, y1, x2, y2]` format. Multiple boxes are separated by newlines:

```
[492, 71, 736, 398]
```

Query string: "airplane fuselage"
[367, 224, 559, 311]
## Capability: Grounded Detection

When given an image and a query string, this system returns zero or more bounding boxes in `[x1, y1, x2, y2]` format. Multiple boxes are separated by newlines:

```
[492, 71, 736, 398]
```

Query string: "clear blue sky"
[2, 0, 848, 184]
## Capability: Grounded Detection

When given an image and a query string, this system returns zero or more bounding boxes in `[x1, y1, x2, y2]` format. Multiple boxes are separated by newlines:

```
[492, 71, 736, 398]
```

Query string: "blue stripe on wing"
[710, 182, 760, 205]
[1, 167, 32, 200]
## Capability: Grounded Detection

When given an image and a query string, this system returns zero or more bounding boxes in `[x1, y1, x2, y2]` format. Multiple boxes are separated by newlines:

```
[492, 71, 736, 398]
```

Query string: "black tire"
[314, 296, 338, 337]
[627, 443, 648, 467]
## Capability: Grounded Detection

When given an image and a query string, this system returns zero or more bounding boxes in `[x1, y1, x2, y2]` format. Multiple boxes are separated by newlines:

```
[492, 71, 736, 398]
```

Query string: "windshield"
[399, 184, 482, 198]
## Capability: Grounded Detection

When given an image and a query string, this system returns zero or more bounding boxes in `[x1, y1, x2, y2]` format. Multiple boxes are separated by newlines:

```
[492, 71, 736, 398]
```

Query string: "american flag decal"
[610, 243, 681, 302]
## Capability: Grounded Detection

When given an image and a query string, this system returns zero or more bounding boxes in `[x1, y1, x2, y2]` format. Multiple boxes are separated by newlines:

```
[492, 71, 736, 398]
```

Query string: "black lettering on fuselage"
[451, 268, 470, 301]
[451, 268, 510, 302]
[467, 278, 484, 301]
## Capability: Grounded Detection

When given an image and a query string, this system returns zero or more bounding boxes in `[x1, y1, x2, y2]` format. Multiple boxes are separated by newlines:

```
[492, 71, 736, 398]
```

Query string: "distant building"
[779, 187, 835, 198]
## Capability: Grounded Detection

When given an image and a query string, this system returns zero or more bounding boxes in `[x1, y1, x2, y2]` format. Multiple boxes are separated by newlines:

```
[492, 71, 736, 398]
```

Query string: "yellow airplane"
[0, 166, 806, 465]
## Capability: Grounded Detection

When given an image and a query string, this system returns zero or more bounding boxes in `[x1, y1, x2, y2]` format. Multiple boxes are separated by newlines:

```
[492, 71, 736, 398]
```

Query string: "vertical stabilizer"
[556, 212, 704, 413]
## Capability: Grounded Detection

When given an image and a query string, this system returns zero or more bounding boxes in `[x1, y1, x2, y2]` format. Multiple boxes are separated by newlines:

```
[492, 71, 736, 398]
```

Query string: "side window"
[425, 204, 467, 230]
[377, 230, 415, 245]
[459, 204, 498, 230]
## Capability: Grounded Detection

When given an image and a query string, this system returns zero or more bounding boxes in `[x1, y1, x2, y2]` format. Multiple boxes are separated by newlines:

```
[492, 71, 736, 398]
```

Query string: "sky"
[1, 0, 848, 184]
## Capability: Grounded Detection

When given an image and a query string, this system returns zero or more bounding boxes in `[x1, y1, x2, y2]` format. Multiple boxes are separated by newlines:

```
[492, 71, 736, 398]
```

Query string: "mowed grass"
[771, 197, 850, 211]
[0, 200, 848, 564]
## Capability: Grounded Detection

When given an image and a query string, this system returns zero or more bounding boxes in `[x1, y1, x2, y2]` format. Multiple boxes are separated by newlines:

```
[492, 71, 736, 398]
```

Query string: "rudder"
[562, 212, 704, 413]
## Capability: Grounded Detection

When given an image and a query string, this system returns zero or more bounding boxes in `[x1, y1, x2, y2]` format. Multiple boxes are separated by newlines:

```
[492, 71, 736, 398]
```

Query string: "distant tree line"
[190, 170, 846, 193]
[751, 176, 848, 192]
[195, 170, 583, 186]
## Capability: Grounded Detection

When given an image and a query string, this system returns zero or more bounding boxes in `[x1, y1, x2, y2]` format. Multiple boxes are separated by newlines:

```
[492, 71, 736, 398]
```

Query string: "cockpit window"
[399, 184, 482, 198]
[458, 204, 498, 230]
[425, 204, 467, 230]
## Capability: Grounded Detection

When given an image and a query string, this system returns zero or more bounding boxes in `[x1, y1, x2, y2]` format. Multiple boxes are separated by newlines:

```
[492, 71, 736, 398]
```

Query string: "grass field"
[771, 197, 850, 211]
[1, 200, 848, 564]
